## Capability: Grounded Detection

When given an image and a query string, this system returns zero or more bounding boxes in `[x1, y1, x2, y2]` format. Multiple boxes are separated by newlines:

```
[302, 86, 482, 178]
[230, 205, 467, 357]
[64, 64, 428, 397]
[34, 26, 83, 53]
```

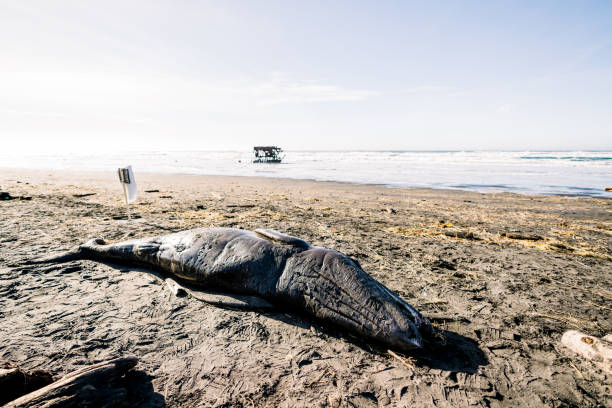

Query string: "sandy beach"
[1, 168, 610, 407]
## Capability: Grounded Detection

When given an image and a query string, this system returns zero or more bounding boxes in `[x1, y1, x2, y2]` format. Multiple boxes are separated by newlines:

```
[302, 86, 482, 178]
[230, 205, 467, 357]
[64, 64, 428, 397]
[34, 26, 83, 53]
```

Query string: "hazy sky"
[1, 1, 611, 152]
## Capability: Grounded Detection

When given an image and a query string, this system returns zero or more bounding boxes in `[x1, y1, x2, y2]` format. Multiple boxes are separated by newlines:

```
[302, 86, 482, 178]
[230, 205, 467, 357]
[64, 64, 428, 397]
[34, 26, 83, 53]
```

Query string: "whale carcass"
[37, 228, 433, 351]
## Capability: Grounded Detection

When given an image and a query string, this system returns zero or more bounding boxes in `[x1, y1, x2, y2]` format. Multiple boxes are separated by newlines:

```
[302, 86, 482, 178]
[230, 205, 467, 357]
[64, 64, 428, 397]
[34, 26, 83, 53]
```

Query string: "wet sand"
[1, 168, 610, 407]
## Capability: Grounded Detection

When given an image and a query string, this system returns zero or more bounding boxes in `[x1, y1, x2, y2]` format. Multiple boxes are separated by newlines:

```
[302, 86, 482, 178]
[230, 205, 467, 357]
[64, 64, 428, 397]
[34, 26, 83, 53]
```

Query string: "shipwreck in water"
[253, 146, 284, 163]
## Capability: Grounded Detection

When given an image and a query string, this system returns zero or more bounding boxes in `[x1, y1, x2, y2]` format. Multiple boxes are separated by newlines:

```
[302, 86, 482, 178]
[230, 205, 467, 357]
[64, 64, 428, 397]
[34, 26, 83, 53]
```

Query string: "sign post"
[117, 166, 137, 221]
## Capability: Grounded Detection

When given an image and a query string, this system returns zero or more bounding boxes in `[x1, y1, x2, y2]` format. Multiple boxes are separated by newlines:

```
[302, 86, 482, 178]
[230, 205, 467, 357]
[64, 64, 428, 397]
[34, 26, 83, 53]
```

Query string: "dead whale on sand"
[34, 228, 433, 351]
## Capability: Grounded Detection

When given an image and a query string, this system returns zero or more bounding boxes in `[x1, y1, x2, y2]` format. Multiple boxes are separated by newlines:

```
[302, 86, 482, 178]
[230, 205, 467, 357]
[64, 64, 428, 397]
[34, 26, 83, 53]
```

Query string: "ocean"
[1, 151, 611, 198]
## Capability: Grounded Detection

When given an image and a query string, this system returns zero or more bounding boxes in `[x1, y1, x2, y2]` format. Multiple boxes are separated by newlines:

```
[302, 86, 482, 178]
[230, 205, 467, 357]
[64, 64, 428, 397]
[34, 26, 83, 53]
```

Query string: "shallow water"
[2, 150, 611, 197]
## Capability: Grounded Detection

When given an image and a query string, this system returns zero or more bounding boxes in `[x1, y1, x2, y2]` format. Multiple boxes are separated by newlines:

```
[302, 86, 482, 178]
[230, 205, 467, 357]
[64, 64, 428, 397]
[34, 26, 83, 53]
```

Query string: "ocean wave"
[520, 156, 612, 161]
[1, 150, 611, 197]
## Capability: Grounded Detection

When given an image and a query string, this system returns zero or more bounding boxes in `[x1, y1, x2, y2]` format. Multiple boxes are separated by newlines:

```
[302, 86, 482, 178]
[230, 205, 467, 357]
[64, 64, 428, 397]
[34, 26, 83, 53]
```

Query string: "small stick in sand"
[577, 298, 612, 312]
[307, 366, 331, 387]
[387, 350, 415, 370]
[568, 360, 586, 380]
[532, 313, 599, 330]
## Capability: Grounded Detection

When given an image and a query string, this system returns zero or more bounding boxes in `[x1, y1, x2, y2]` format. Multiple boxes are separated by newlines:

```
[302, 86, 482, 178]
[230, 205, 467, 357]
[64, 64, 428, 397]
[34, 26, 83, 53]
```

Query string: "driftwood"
[4, 356, 138, 408]
[0, 362, 54, 405]
[561, 330, 611, 374]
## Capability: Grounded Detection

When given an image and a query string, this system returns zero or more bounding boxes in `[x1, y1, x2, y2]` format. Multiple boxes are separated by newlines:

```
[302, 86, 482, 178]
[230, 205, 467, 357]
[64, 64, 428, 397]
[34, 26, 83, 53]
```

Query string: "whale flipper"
[254, 229, 310, 249]
[188, 290, 276, 310]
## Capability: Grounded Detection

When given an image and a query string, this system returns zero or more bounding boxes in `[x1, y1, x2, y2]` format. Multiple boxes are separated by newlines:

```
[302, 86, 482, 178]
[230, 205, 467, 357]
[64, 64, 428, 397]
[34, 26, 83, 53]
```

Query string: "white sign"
[118, 165, 137, 220]
[117, 165, 137, 202]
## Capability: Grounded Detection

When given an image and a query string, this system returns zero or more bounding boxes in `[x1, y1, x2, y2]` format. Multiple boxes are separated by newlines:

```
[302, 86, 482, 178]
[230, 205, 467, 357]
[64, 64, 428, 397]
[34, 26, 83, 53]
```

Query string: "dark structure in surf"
[253, 146, 284, 163]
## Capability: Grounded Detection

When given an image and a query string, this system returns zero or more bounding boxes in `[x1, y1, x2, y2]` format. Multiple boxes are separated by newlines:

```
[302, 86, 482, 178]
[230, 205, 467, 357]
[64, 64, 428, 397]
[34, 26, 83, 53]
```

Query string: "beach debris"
[144, 189, 160, 193]
[501, 232, 542, 241]
[444, 230, 478, 240]
[72, 193, 96, 198]
[549, 242, 572, 251]
[1, 192, 32, 201]
[0, 362, 54, 406]
[561, 330, 611, 374]
[388, 349, 416, 370]
[3, 356, 138, 408]
[532, 313, 602, 330]
[306, 366, 332, 387]
[112, 214, 142, 220]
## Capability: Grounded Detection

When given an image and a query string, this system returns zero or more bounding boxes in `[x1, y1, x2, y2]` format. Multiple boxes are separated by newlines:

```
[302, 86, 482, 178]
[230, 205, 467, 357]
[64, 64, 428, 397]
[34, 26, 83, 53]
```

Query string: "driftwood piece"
[4, 356, 138, 408]
[561, 330, 611, 374]
[0, 363, 54, 406]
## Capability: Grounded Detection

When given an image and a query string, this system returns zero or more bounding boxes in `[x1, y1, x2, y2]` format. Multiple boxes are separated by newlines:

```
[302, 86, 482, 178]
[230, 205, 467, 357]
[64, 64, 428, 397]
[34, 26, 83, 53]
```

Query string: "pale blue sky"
[1, 1, 610, 152]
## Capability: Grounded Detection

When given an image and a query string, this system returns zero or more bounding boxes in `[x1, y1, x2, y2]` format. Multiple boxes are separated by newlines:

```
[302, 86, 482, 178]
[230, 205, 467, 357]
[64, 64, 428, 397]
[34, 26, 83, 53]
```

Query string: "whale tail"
[26, 238, 106, 264]
[26, 248, 83, 264]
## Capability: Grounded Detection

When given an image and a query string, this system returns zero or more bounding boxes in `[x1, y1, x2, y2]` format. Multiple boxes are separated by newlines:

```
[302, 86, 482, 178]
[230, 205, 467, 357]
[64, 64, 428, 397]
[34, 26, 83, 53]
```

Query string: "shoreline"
[1, 167, 610, 406]
[2, 166, 610, 200]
